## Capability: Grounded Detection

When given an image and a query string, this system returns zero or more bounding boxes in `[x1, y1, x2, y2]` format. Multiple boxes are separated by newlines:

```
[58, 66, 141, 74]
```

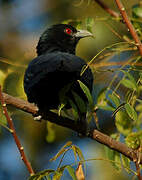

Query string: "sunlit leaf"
[97, 88, 107, 105]
[115, 111, 133, 136]
[50, 141, 72, 161]
[76, 163, 85, 180]
[108, 93, 120, 107]
[132, 4, 142, 18]
[120, 79, 137, 90]
[104, 146, 121, 171]
[72, 145, 86, 171]
[97, 105, 115, 111]
[85, 17, 94, 33]
[28, 169, 54, 180]
[53, 171, 62, 180]
[125, 103, 138, 121]
[66, 166, 77, 180]
[58, 103, 66, 116]
[125, 132, 141, 149]
[121, 155, 130, 173]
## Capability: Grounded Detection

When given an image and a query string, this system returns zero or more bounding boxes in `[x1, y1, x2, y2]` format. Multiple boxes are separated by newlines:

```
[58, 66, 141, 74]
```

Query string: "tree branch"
[0, 87, 35, 176]
[2, 92, 142, 164]
[95, 0, 142, 56]
[115, 0, 142, 56]
[94, 0, 120, 18]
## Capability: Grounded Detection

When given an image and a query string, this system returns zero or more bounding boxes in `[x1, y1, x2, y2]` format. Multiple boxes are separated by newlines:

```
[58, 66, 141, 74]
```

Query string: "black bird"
[24, 24, 93, 129]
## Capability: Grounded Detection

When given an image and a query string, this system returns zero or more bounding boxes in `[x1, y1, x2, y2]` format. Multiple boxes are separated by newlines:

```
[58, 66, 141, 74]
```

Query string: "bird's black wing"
[24, 52, 93, 110]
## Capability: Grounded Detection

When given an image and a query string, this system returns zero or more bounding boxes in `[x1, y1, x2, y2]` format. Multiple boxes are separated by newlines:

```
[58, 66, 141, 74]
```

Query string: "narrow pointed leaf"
[50, 141, 72, 161]
[78, 80, 94, 109]
[66, 166, 78, 180]
[125, 103, 138, 121]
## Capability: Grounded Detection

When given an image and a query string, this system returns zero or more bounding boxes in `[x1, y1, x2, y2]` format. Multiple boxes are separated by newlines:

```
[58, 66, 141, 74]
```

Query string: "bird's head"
[36, 24, 93, 56]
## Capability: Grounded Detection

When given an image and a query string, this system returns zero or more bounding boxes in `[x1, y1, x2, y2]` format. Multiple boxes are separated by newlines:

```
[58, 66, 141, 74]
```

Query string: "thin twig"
[0, 86, 35, 176]
[94, 0, 120, 18]
[115, 0, 142, 56]
[135, 161, 142, 180]
[2, 91, 142, 165]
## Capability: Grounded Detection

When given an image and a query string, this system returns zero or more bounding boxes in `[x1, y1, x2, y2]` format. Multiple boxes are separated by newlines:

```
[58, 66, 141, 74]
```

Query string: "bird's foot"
[33, 115, 42, 121]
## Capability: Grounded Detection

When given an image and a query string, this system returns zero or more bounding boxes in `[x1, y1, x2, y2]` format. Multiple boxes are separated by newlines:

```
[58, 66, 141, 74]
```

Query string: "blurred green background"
[0, 0, 140, 179]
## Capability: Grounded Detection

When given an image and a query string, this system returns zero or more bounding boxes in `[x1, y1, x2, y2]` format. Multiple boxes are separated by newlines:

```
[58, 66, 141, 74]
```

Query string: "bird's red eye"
[65, 28, 72, 35]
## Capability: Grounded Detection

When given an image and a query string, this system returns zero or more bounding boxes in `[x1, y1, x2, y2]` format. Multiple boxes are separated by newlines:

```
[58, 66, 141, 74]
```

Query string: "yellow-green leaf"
[66, 166, 77, 180]
[78, 80, 94, 109]
[125, 103, 138, 121]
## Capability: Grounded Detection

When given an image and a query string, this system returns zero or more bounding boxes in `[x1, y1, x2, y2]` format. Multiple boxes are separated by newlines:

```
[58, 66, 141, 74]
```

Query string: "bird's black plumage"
[24, 24, 93, 124]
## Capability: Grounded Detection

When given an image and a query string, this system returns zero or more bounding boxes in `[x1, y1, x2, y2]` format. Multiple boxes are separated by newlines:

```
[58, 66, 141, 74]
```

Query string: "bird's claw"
[33, 115, 42, 121]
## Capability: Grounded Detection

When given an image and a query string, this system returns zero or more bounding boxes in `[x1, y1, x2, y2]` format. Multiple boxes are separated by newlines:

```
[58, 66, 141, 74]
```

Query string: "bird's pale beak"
[75, 30, 93, 38]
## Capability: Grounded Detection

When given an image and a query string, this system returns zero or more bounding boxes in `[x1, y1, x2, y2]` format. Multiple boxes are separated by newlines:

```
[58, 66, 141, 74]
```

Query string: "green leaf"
[53, 171, 62, 180]
[72, 91, 87, 113]
[85, 17, 94, 33]
[136, 103, 142, 112]
[46, 175, 52, 180]
[108, 93, 120, 107]
[132, 4, 142, 18]
[75, 146, 85, 162]
[97, 105, 115, 111]
[28, 169, 55, 180]
[125, 103, 138, 121]
[120, 79, 137, 90]
[125, 132, 141, 149]
[121, 155, 130, 173]
[58, 103, 65, 116]
[121, 70, 137, 85]
[72, 145, 86, 171]
[120, 70, 138, 91]
[66, 166, 78, 180]
[104, 146, 121, 171]
[50, 141, 72, 161]
[78, 80, 94, 109]
[115, 111, 133, 136]
[97, 88, 107, 104]
[68, 99, 79, 121]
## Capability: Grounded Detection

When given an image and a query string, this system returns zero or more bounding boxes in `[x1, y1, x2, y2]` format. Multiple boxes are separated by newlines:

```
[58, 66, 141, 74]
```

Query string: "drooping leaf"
[108, 93, 120, 108]
[72, 145, 86, 171]
[104, 146, 121, 171]
[78, 80, 94, 109]
[72, 91, 87, 113]
[97, 105, 115, 111]
[73, 145, 85, 162]
[28, 169, 55, 180]
[85, 17, 94, 33]
[76, 163, 85, 180]
[50, 141, 72, 161]
[120, 79, 137, 90]
[53, 171, 62, 180]
[115, 111, 133, 136]
[125, 132, 141, 149]
[121, 155, 130, 173]
[125, 103, 138, 121]
[97, 88, 107, 105]
[66, 166, 78, 180]
[121, 70, 138, 87]
[68, 98, 79, 121]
